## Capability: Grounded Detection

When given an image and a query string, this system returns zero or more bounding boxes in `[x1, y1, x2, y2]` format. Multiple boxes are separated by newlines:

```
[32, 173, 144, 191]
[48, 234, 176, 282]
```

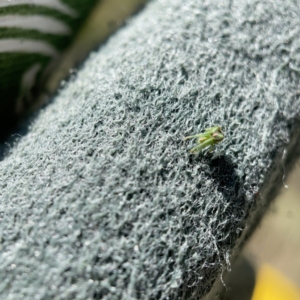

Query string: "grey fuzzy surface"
[1, 0, 300, 299]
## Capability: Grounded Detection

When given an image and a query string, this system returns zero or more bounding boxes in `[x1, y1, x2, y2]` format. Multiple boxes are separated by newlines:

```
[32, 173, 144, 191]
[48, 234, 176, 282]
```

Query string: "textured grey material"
[1, 0, 300, 299]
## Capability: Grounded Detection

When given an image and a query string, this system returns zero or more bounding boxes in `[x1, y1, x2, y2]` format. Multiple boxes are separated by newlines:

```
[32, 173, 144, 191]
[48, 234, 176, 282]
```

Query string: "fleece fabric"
[1, 0, 300, 299]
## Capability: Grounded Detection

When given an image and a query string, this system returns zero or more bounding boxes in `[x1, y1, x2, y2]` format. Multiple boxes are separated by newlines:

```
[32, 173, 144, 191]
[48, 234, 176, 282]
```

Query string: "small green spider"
[184, 126, 224, 153]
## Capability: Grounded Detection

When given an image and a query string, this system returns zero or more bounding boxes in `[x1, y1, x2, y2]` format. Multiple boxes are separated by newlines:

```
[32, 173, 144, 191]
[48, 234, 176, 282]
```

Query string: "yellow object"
[251, 264, 300, 300]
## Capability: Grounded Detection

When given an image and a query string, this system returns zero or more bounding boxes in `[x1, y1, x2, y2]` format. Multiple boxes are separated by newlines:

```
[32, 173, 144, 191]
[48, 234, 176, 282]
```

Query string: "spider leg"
[190, 138, 214, 153]
[183, 133, 206, 141]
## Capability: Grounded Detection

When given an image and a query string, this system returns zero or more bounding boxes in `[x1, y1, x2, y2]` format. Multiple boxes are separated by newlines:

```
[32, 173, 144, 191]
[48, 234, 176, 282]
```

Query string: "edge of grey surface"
[204, 120, 300, 300]
[1, 0, 300, 299]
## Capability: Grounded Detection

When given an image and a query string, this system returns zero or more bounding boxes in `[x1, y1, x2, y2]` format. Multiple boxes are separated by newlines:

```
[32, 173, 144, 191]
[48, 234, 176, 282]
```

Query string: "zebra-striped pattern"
[0, 15, 72, 35]
[0, 0, 97, 138]
[0, 0, 77, 16]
